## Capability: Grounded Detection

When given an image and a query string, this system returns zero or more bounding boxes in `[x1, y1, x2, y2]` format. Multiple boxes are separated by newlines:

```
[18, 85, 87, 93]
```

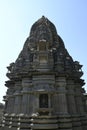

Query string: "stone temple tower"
[1, 16, 87, 130]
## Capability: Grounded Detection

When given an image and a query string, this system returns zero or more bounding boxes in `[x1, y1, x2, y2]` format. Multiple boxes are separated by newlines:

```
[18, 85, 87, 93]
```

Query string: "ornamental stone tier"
[1, 16, 87, 130]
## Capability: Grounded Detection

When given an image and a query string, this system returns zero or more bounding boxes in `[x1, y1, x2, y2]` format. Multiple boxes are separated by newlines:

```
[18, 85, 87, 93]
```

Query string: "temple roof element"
[6, 16, 83, 80]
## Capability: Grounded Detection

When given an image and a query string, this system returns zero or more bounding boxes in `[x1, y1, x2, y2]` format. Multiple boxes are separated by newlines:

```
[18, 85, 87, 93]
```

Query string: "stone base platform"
[0, 114, 87, 130]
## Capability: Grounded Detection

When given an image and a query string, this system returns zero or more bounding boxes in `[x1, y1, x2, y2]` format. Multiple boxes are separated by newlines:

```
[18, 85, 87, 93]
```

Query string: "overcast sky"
[0, 0, 87, 103]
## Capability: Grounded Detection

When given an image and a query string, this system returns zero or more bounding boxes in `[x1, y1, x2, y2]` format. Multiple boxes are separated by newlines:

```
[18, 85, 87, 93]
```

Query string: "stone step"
[31, 118, 58, 123]
[31, 123, 58, 129]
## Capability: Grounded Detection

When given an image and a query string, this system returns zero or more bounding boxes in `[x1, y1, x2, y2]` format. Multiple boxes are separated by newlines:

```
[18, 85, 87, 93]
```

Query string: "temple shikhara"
[1, 16, 87, 130]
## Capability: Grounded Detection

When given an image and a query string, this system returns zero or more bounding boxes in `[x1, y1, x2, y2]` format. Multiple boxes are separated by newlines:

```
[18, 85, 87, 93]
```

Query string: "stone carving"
[1, 16, 87, 130]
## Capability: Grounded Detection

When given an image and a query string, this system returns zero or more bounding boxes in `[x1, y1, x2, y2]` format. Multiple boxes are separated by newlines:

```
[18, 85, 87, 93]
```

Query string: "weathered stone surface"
[1, 16, 87, 130]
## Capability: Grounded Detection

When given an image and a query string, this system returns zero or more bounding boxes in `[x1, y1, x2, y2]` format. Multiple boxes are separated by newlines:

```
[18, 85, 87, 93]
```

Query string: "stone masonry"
[1, 16, 87, 130]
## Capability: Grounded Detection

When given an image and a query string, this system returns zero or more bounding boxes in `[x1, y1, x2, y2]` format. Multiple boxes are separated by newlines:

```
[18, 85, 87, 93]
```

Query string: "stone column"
[9, 96, 15, 113]
[14, 82, 22, 114]
[75, 83, 85, 114]
[52, 93, 58, 114]
[21, 78, 33, 114]
[67, 80, 77, 114]
[6, 97, 11, 113]
[21, 93, 28, 114]
[48, 94, 52, 115]
[56, 77, 72, 130]
[31, 93, 39, 115]
[27, 82, 33, 115]
[28, 93, 35, 115]
[6, 96, 14, 114]
[75, 83, 87, 130]
[48, 94, 51, 108]
[21, 78, 28, 114]
[5, 84, 15, 113]
[56, 77, 68, 115]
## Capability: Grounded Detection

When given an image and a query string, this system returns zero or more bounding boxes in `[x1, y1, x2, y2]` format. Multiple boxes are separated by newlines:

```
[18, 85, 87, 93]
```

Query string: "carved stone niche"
[38, 40, 47, 51]
[36, 40, 49, 65]
[39, 94, 48, 108]
[39, 55, 48, 64]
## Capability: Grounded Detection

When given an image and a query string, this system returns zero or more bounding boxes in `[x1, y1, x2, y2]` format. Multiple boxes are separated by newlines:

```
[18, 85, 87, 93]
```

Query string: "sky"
[0, 0, 87, 103]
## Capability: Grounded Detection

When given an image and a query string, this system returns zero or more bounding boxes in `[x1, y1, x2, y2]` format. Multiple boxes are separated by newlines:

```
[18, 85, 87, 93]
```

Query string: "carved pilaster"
[21, 78, 33, 114]
[21, 78, 28, 114]
[14, 81, 22, 114]
[75, 83, 85, 114]
[67, 80, 77, 114]
[56, 77, 68, 115]
[5, 83, 15, 113]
